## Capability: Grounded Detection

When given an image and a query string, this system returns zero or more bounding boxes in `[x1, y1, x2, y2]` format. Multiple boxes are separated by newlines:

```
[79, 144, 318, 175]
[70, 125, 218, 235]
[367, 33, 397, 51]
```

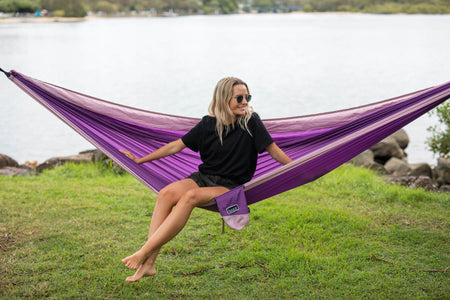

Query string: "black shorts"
[187, 172, 241, 190]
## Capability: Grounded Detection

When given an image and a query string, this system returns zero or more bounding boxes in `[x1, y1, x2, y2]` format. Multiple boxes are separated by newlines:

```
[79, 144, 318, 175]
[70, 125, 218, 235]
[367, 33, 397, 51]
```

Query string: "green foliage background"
[1, 0, 450, 17]
[427, 102, 450, 157]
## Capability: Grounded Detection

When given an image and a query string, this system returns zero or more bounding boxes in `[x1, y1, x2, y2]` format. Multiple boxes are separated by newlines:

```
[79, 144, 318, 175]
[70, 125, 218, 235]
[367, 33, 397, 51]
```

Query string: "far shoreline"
[0, 16, 87, 23]
[0, 11, 407, 24]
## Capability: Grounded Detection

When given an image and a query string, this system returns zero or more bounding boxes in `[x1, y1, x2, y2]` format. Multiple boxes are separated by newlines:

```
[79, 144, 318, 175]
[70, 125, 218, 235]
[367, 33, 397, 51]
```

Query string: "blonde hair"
[208, 77, 253, 144]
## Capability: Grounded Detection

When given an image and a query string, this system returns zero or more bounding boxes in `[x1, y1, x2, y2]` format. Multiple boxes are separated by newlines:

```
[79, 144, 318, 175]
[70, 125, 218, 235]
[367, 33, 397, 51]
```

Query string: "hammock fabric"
[5, 70, 450, 229]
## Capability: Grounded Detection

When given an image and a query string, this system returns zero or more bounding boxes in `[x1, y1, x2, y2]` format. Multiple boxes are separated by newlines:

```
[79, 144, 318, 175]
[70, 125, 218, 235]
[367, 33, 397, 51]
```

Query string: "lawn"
[1, 163, 448, 299]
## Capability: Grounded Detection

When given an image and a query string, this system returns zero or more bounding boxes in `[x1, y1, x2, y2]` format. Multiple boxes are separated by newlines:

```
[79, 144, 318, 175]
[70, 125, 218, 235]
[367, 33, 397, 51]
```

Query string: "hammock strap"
[0, 67, 11, 78]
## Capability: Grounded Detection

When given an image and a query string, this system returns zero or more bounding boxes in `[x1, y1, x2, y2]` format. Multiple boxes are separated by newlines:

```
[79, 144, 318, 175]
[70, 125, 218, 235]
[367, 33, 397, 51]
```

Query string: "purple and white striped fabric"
[8, 71, 450, 230]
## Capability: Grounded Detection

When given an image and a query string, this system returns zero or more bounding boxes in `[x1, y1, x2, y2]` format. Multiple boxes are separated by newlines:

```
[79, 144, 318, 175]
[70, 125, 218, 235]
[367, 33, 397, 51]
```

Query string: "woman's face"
[229, 84, 249, 117]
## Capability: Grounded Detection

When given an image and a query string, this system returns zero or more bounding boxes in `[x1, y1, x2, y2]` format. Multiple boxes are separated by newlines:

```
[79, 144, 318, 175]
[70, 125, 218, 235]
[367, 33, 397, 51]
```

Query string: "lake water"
[1, 13, 449, 165]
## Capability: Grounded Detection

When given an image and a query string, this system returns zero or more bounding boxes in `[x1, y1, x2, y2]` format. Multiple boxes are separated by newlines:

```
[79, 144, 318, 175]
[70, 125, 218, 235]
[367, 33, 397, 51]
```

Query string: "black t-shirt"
[181, 113, 273, 184]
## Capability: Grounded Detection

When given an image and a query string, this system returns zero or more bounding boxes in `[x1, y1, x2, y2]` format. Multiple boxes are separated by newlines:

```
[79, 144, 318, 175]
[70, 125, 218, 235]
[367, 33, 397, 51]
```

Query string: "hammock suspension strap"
[0, 67, 11, 78]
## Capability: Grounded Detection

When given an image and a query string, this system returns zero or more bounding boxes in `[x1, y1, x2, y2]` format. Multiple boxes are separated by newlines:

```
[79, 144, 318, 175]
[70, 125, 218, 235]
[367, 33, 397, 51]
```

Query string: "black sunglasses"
[234, 94, 252, 103]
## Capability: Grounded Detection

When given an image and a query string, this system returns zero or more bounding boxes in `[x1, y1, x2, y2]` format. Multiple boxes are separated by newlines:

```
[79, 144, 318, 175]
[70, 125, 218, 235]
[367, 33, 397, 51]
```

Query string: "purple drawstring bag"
[215, 186, 249, 230]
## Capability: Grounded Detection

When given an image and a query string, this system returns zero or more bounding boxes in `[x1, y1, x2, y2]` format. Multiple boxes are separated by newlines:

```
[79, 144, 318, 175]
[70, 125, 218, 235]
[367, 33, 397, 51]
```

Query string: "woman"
[120, 77, 292, 282]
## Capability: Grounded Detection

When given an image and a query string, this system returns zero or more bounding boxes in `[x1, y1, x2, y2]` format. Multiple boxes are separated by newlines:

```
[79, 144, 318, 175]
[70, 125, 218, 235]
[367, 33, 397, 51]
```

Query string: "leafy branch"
[427, 102, 450, 157]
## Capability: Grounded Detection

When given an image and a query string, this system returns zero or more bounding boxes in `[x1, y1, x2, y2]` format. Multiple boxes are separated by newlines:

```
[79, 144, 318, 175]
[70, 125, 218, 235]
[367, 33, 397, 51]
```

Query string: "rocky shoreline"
[348, 130, 449, 193]
[1, 129, 449, 192]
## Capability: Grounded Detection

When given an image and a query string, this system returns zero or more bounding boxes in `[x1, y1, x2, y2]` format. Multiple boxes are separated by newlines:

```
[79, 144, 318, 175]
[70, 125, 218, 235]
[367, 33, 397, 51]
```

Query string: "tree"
[252, 0, 273, 8]
[94, 0, 119, 13]
[0, 0, 40, 13]
[40, 0, 87, 17]
[202, 0, 238, 14]
[427, 102, 450, 157]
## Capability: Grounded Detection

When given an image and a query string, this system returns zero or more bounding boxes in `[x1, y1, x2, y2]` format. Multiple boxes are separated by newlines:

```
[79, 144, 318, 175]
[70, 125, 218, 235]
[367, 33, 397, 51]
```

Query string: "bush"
[363, 2, 405, 14]
[51, 9, 64, 17]
[427, 102, 450, 156]
[94, 1, 119, 14]
[40, 0, 87, 17]
[63, 0, 87, 17]
[407, 3, 450, 14]
[0, 0, 40, 13]
[302, 3, 313, 12]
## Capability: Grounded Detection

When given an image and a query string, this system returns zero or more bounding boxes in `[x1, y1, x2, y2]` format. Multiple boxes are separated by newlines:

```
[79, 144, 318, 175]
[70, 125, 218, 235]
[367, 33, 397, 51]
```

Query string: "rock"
[0, 154, 19, 168]
[409, 163, 432, 178]
[440, 185, 450, 193]
[391, 129, 409, 149]
[79, 149, 101, 161]
[384, 157, 411, 176]
[81, 149, 125, 174]
[385, 175, 416, 187]
[384, 175, 439, 191]
[90, 149, 109, 162]
[433, 156, 450, 185]
[411, 176, 438, 191]
[24, 161, 39, 168]
[370, 136, 405, 164]
[36, 152, 95, 173]
[349, 149, 375, 166]
[0, 166, 32, 177]
[63, 149, 125, 174]
[349, 150, 385, 172]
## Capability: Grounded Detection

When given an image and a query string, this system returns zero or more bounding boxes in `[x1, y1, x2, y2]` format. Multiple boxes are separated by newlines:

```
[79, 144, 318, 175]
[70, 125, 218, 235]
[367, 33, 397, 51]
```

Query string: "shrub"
[0, 0, 40, 13]
[51, 9, 64, 17]
[40, 0, 87, 17]
[427, 102, 450, 156]
[94, 1, 119, 14]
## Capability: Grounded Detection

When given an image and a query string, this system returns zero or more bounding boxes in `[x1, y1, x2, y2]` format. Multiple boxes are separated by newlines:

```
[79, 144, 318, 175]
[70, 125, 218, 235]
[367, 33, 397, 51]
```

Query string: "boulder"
[0, 154, 19, 168]
[24, 161, 39, 168]
[385, 175, 416, 187]
[84, 149, 108, 162]
[390, 129, 409, 149]
[440, 185, 450, 193]
[409, 163, 432, 178]
[349, 150, 385, 172]
[433, 156, 450, 185]
[384, 175, 439, 191]
[370, 136, 405, 164]
[0, 166, 32, 177]
[36, 152, 95, 173]
[81, 149, 125, 174]
[349, 149, 374, 166]
[411, 176, 438, 191]
[384, 157, 411, 176]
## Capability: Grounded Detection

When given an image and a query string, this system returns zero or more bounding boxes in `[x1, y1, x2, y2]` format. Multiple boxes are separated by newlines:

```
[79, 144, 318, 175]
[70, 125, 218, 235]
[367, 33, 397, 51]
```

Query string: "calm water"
[1, 13, 449, 165]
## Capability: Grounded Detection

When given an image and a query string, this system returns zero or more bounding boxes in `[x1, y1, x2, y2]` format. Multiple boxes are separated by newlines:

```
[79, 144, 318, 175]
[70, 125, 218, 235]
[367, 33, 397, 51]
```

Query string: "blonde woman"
[120, 77, 292, 282]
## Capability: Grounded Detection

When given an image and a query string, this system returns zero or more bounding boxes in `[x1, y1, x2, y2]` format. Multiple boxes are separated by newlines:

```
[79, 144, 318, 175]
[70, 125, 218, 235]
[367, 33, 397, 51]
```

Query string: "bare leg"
[122, 179, 198, 269]
[122, 184, 228, 281]
[123, 179, 196, 282]
[123, 198, 172, 282]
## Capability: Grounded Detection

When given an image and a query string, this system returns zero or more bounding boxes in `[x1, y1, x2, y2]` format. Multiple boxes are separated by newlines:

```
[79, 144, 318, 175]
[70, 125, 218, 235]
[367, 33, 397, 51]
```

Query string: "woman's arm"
[120, 138, 187, 164]
[266, 142, 292, 165]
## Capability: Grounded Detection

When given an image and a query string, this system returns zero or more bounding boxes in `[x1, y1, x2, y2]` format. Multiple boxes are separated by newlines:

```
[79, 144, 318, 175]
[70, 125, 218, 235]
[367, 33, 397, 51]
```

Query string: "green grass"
[1, 163, 449, 299]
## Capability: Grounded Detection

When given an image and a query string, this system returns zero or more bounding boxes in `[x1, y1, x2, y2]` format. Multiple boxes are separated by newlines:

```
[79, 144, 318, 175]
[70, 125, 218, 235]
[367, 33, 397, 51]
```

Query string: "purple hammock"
[5, 70, 450, 229]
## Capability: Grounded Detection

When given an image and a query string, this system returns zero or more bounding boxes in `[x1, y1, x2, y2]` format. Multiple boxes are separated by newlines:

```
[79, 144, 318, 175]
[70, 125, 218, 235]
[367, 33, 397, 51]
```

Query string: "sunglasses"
[234, 94, 252, 103]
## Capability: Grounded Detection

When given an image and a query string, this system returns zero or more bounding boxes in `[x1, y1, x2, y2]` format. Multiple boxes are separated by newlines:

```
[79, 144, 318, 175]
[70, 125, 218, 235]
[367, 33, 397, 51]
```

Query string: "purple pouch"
[215, 186, 250, 230]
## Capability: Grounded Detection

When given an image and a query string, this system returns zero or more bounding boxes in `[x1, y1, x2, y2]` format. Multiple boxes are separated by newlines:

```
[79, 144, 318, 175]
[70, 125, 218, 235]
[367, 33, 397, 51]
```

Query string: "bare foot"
[125, 259, 157, 282]
[121, 251, 146, 270]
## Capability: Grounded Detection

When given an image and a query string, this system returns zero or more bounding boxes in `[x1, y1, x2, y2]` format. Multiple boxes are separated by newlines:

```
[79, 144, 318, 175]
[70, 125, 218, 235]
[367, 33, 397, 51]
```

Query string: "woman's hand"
[119, 150, 138, 163]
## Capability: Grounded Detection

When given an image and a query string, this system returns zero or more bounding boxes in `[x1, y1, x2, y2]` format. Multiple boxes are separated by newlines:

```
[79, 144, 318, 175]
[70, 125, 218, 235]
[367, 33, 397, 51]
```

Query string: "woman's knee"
[157, 186, 180, 206]
[178, 189, 205, 207]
